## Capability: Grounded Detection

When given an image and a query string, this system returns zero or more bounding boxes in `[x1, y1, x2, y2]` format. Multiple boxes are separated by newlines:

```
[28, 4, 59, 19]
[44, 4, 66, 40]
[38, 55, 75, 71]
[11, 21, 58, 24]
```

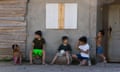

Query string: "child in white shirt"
[72, 36, 90, 66]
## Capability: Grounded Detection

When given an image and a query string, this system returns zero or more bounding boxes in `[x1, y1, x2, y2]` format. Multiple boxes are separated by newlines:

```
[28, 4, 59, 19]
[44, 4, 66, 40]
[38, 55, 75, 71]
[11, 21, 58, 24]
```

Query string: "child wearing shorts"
[72, 36, 90, 66]
[29, 30, 46, 64]
[96, 30, 107, 63]
[51, 36, 72, 64]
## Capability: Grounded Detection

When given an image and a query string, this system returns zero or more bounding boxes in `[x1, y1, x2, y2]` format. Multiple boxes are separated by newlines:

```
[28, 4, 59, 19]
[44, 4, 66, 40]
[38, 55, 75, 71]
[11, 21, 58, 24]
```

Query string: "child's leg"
[65, 51, 70, 64]
[51, 53, 58, 64]
[80, 60, 87, 66]
[97, 46, 106, 63]
[19, 55, 22, 64]
[14, 57, 18, 64]
[42, 50, 46, 64]
[98, 54, 107, 63]
[72, 54, 78, 60]
[72, 54, 82, 62]
[29, 50, 33, 64]
[72, 54, 77, 59]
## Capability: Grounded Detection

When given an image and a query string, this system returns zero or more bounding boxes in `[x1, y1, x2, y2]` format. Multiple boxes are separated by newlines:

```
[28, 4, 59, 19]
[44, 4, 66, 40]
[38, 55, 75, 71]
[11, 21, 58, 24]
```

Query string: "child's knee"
[65, 52, 69, 55]
[72, 54, 76, 58]
[42, 50, 45, 55]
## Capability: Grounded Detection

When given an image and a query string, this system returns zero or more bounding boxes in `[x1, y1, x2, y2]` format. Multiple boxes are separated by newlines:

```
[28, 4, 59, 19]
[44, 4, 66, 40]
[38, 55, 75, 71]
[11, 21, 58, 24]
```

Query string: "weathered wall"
[0, 0, 27, 59]
[27, 0, 97, 62]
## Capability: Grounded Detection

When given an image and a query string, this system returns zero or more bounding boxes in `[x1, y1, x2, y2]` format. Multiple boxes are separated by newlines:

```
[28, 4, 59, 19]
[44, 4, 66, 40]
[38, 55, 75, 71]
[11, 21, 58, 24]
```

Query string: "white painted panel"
[64, 3, 77, 29]
[46, 4, 58, 29]
[46, 3, 77, 29]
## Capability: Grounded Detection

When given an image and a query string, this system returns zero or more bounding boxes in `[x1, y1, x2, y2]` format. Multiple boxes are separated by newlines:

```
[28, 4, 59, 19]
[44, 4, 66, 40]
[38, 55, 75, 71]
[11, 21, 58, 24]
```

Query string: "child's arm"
[75, 41, 80, 50]
[42, 44, 46, 50]
[58, 45, 62, 52]
[80, 49, 89, 54]
[42, 38, 46, 50]
[68, 44, 72, 52]
[32, 43, 34, 50]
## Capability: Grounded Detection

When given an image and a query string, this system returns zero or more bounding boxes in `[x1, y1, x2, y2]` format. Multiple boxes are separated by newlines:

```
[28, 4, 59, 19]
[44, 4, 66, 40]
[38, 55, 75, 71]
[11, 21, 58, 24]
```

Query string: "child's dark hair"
[35, 30, 42, 37]
[12, 44, 19, 50]
[99, 30, 105, 36]
[79, 36, 87, 43]
[62, 36, 69, 41]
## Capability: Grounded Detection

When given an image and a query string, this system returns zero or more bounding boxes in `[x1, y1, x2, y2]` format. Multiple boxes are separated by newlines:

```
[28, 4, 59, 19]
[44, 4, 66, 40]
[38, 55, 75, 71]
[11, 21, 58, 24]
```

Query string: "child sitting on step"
[29, 30, 46, 64]
[51, 36, 72, 65]
[72, 36, 90, 66]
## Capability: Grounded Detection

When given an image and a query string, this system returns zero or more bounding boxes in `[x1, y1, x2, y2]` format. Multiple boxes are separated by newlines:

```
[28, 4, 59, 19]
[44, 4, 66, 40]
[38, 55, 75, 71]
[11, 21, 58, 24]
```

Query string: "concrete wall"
[27, 0, 97, 62]
[97, 0, 104, 32]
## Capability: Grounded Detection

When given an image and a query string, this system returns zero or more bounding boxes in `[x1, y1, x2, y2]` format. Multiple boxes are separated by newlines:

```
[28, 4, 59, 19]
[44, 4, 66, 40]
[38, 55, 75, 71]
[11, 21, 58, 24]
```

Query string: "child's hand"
[80, 49, 84, 52]
[75, 41, 80, 50]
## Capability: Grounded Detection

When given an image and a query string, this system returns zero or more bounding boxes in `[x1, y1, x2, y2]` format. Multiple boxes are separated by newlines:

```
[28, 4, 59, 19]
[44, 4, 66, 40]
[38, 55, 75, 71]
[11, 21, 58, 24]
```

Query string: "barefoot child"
[51, 36, 72, 64]
[72, 36, 90, 66]
[29, 30, 46, 64]
[12, 44, 22, 64]
[96, 30, 107, 63]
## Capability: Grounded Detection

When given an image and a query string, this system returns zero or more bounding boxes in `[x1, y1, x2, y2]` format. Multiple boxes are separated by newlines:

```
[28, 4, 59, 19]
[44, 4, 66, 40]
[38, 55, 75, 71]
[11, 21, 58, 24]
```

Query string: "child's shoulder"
[41, 38, 45, 41]
[60, 44, 71, 46]
[86, 43, 90, 47]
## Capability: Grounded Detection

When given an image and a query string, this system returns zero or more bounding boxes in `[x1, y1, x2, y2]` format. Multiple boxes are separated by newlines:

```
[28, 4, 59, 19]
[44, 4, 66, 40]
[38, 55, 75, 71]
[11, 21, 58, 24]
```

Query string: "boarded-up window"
[46, 3, 78, 29]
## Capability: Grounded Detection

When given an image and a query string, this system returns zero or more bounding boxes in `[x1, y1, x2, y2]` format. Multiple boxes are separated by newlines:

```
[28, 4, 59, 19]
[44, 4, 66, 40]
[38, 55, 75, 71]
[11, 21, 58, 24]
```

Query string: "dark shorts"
[96, 46, 104, 54]
[76, 54, 89, 60]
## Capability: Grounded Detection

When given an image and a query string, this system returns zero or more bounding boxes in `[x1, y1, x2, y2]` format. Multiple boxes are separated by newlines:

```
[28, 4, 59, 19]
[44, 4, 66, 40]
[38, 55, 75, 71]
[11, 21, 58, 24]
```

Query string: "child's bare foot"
[103, 57, 107, 63]
[50, 62, 54, 65]
[42, 62, 46, 65]
[67, 62, 70, 65]
[30, 62, 33, 64]
[103, 60, 107, 63]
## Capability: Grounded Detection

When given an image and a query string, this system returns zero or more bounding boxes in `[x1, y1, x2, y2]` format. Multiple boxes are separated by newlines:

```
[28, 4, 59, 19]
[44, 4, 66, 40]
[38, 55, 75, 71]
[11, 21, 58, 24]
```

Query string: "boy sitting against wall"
[72, 36, 90, 66]
[51, 36, 72, 65]
[29, 30, 46, 64]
